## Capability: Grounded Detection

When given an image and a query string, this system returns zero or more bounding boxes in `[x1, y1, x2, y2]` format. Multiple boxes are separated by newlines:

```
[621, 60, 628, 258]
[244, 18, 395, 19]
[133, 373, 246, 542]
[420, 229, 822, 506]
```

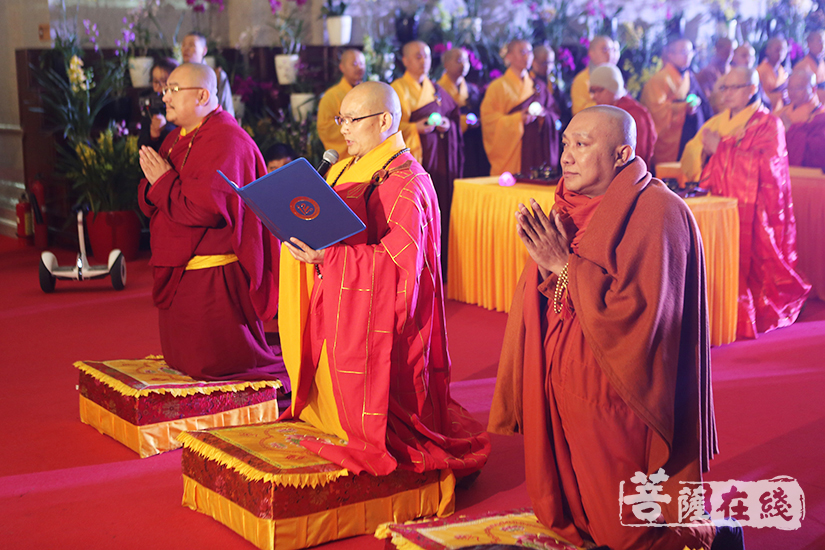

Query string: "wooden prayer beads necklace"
[164, 110, 217, 170]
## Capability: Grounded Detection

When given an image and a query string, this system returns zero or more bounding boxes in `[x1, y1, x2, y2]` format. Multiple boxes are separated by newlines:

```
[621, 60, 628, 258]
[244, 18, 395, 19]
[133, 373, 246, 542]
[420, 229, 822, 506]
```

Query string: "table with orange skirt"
[789, 167, 825, 302]
[446, 177, 740, 346]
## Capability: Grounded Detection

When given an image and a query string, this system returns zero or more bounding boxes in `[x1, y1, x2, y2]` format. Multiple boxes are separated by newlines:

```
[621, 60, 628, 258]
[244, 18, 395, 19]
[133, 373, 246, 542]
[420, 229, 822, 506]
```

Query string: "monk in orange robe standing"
[642, 38, 711, 165]
[282, 82, 490, 482]
[780, 68, 825, 168]
[757, 37, 789, 111]
[137, 63, 286, 382]
[481, 39, 560, 176]
[489, 106, 733, 550]
[569, 35, 618, 115]
[392, 41, 463, 266]
[589, 64, 658, 165]
[793, 30, 825, 103]
[317, 49, 366, 160]
[682, 67, 810, 338]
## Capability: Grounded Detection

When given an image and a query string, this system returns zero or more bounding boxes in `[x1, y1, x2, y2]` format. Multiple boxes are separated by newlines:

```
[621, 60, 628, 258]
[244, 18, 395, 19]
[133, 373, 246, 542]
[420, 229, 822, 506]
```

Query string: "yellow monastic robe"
[570, 66, 595, 115]
[757, 60, 788, 112]
[680, 101, 761, 181]
[480, 67, 535, 176]
[641, 62, 692, 165]
[391, 72, 437, 163]
[777, 95, 822, 129]
[316, 78, 353, 160]
[437, 73, 470, 133]
[793, 55, 825, 103]
[279, 134, 407, 439]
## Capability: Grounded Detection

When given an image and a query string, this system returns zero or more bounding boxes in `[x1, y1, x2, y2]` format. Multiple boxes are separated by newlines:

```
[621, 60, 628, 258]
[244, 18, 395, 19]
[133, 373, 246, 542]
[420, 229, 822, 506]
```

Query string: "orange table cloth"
[789, 167, 825, 302]
[447, 177, 740, 346]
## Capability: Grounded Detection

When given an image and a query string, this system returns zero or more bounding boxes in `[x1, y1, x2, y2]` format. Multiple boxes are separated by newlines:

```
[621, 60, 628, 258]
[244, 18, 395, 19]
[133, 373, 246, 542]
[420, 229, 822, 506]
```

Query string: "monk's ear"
[198, 88, 211, 106]
[615, 144, 633, 166]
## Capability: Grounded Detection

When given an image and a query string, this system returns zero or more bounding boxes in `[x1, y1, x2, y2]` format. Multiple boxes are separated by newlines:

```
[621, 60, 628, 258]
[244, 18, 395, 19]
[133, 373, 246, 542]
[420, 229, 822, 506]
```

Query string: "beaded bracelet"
[553, 263, 569, 314]
[315, 264, 322, 279]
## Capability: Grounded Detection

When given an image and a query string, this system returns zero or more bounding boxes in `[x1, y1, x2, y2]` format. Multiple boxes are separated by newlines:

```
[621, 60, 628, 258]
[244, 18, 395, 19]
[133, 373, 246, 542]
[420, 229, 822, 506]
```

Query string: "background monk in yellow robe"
[569, 35, 618, 115]
[317, 49, 366, 159]
[780, 68, 825, 168]
[757, 37, 789, 111]
[682, 67, 810, 339]
[642, 38, 711, 166]
[437, 47, 490, 177]
[481, 39, 560, 176]
[489, 106, 734, 550]
[280, 81, 490, 484]
[392, 41, 463, 267]
[793, 30, 825, 103]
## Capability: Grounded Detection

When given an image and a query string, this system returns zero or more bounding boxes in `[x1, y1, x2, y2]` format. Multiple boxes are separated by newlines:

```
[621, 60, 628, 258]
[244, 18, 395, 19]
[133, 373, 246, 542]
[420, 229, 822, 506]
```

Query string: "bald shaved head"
[339, 48, 366, 87]
[163, 63, 219, 131]
[442, 47, 463, 65]
[177, 62, 217, 96]
[561, 105, 636, 197]
[338, 82, 402, 159]
[582, 105, 637, 151]
[402, 41, 431, 81]
[788, 68, 818, 106]
[589, 35, 618, 65]
[348, 81, 401, 130]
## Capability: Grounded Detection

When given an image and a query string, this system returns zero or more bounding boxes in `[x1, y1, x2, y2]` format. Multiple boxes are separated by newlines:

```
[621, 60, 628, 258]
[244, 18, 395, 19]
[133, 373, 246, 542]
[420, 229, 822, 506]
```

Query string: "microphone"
[316, 149, 339, 177]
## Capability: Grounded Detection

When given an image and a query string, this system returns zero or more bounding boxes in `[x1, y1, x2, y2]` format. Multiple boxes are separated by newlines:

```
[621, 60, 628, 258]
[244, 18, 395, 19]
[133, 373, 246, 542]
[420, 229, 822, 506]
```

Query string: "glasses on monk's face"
[162, 85, 203, 96]
[718, 83, 752, 92]
[334, 112, 385, 126]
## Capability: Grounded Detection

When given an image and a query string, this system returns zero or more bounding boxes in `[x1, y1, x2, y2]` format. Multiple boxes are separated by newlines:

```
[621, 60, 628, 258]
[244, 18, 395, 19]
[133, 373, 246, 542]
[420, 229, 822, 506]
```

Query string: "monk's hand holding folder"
[218, 158, 366, 251]
[515, 198, 570, 281]
[286, 237, 324, 265]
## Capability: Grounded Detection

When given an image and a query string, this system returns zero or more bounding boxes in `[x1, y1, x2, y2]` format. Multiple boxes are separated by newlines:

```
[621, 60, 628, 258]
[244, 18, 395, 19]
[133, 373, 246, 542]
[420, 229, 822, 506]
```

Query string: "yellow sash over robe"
[437, 73, 470, 133]
[317, 78, 354, 159]
[757, 60, 788, 112]
[391, 72, 437, 163]
[279, 134, 407, 440]
[680, 101, 761, 181]
[480, 68, 536, 176]
[570, 66, 595, 115]
[641, 62, 692, 164]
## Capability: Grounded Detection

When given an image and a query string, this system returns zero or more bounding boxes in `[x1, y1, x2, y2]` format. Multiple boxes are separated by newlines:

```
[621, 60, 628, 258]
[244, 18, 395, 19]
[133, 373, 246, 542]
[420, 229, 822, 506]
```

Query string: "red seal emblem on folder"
[290, 197, 320, 220]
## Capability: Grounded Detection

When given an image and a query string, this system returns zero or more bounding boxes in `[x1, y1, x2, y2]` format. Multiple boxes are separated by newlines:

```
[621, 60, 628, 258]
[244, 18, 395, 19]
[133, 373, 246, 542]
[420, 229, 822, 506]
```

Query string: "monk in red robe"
[589, 64, 658, 165]
[682, 67, 811, 339]
[138, 63, 286, 382]
[282, 82, 490, 482]
[392, 41, 463, 267]
[780, 68, 825, 169]
[489, 106, 734, 550]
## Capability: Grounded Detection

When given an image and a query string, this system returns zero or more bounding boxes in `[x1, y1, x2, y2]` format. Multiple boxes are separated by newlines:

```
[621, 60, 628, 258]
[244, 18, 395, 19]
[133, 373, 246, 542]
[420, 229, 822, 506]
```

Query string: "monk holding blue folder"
[278, 81, 490, 490]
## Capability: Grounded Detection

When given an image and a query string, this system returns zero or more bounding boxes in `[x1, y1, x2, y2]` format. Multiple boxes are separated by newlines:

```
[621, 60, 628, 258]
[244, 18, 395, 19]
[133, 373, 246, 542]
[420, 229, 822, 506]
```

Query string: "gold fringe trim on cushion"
[182, 470, 452, 550]
[177, 432, 349, 488]
[75, 359, 282, 398]
[79, 395, 280, 458]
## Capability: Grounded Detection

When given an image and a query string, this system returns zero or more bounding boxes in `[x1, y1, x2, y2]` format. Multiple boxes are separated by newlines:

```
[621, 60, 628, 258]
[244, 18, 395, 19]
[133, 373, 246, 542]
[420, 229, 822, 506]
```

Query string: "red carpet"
[1, 235, 823, 549]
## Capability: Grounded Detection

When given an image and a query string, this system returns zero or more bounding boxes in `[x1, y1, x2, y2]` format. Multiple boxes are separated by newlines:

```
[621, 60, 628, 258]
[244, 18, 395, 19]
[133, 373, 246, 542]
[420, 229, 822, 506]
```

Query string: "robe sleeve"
[681, 119, 713, 182]
[570, 69, 595, 115]
[481, 81, 524, 175]
[391, 80, 423, 163]
[317, 88, 348, 158]
[145, 169, 224, 228]
[642, 74, 688, 139]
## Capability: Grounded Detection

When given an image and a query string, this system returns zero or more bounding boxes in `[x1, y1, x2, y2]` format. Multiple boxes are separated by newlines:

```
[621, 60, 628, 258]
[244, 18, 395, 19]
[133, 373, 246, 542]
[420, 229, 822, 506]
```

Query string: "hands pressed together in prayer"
[287, 237, 326, 265]
[139, 145, 172, 184]
[516, 199, 570, 281]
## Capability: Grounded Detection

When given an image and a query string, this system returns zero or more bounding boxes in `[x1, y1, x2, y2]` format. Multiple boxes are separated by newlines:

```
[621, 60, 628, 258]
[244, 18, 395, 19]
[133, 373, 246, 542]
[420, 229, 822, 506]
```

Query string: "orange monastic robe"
[793, 54, 825, 103]
[757, 60, 788, 111]
[317, 78, 353, 160]
[480, 68, 536, 175]
[437, 73, 469, 132]
[392, 72, 439, 163]
[570, 66, 595, 115]
[489, 159, 716, 550]
[282, 132, 490, 480]
[641, 63, 692, 164]
[682, 103, 811, 338]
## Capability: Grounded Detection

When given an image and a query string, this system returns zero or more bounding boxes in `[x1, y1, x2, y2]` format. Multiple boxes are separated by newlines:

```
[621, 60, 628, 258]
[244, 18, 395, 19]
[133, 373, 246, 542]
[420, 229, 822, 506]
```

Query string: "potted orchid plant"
[321, 0, 352, 46]
[269, 0, 307, 84]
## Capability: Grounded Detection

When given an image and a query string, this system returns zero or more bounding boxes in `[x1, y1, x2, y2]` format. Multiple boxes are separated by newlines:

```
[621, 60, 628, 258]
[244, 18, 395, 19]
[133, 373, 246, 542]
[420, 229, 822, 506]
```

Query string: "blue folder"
[218, 158, 366, 250]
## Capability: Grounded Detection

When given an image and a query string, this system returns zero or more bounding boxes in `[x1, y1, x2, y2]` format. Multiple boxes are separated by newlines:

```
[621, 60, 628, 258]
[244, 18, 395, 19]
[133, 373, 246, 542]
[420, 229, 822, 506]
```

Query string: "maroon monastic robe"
[509, 80, 561, 173]
[700, 107, 811, 338]
[615, 95, 658, 166]
[138, 108, 287, 383]
[786, 109, 825, 169]
[409, 84, 464, 266]
[489, 159, 716, 549]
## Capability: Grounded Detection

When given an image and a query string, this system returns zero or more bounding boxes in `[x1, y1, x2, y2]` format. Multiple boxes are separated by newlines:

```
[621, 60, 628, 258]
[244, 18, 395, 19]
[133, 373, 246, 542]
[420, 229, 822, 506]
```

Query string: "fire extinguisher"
[16, 193, 33, 239]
